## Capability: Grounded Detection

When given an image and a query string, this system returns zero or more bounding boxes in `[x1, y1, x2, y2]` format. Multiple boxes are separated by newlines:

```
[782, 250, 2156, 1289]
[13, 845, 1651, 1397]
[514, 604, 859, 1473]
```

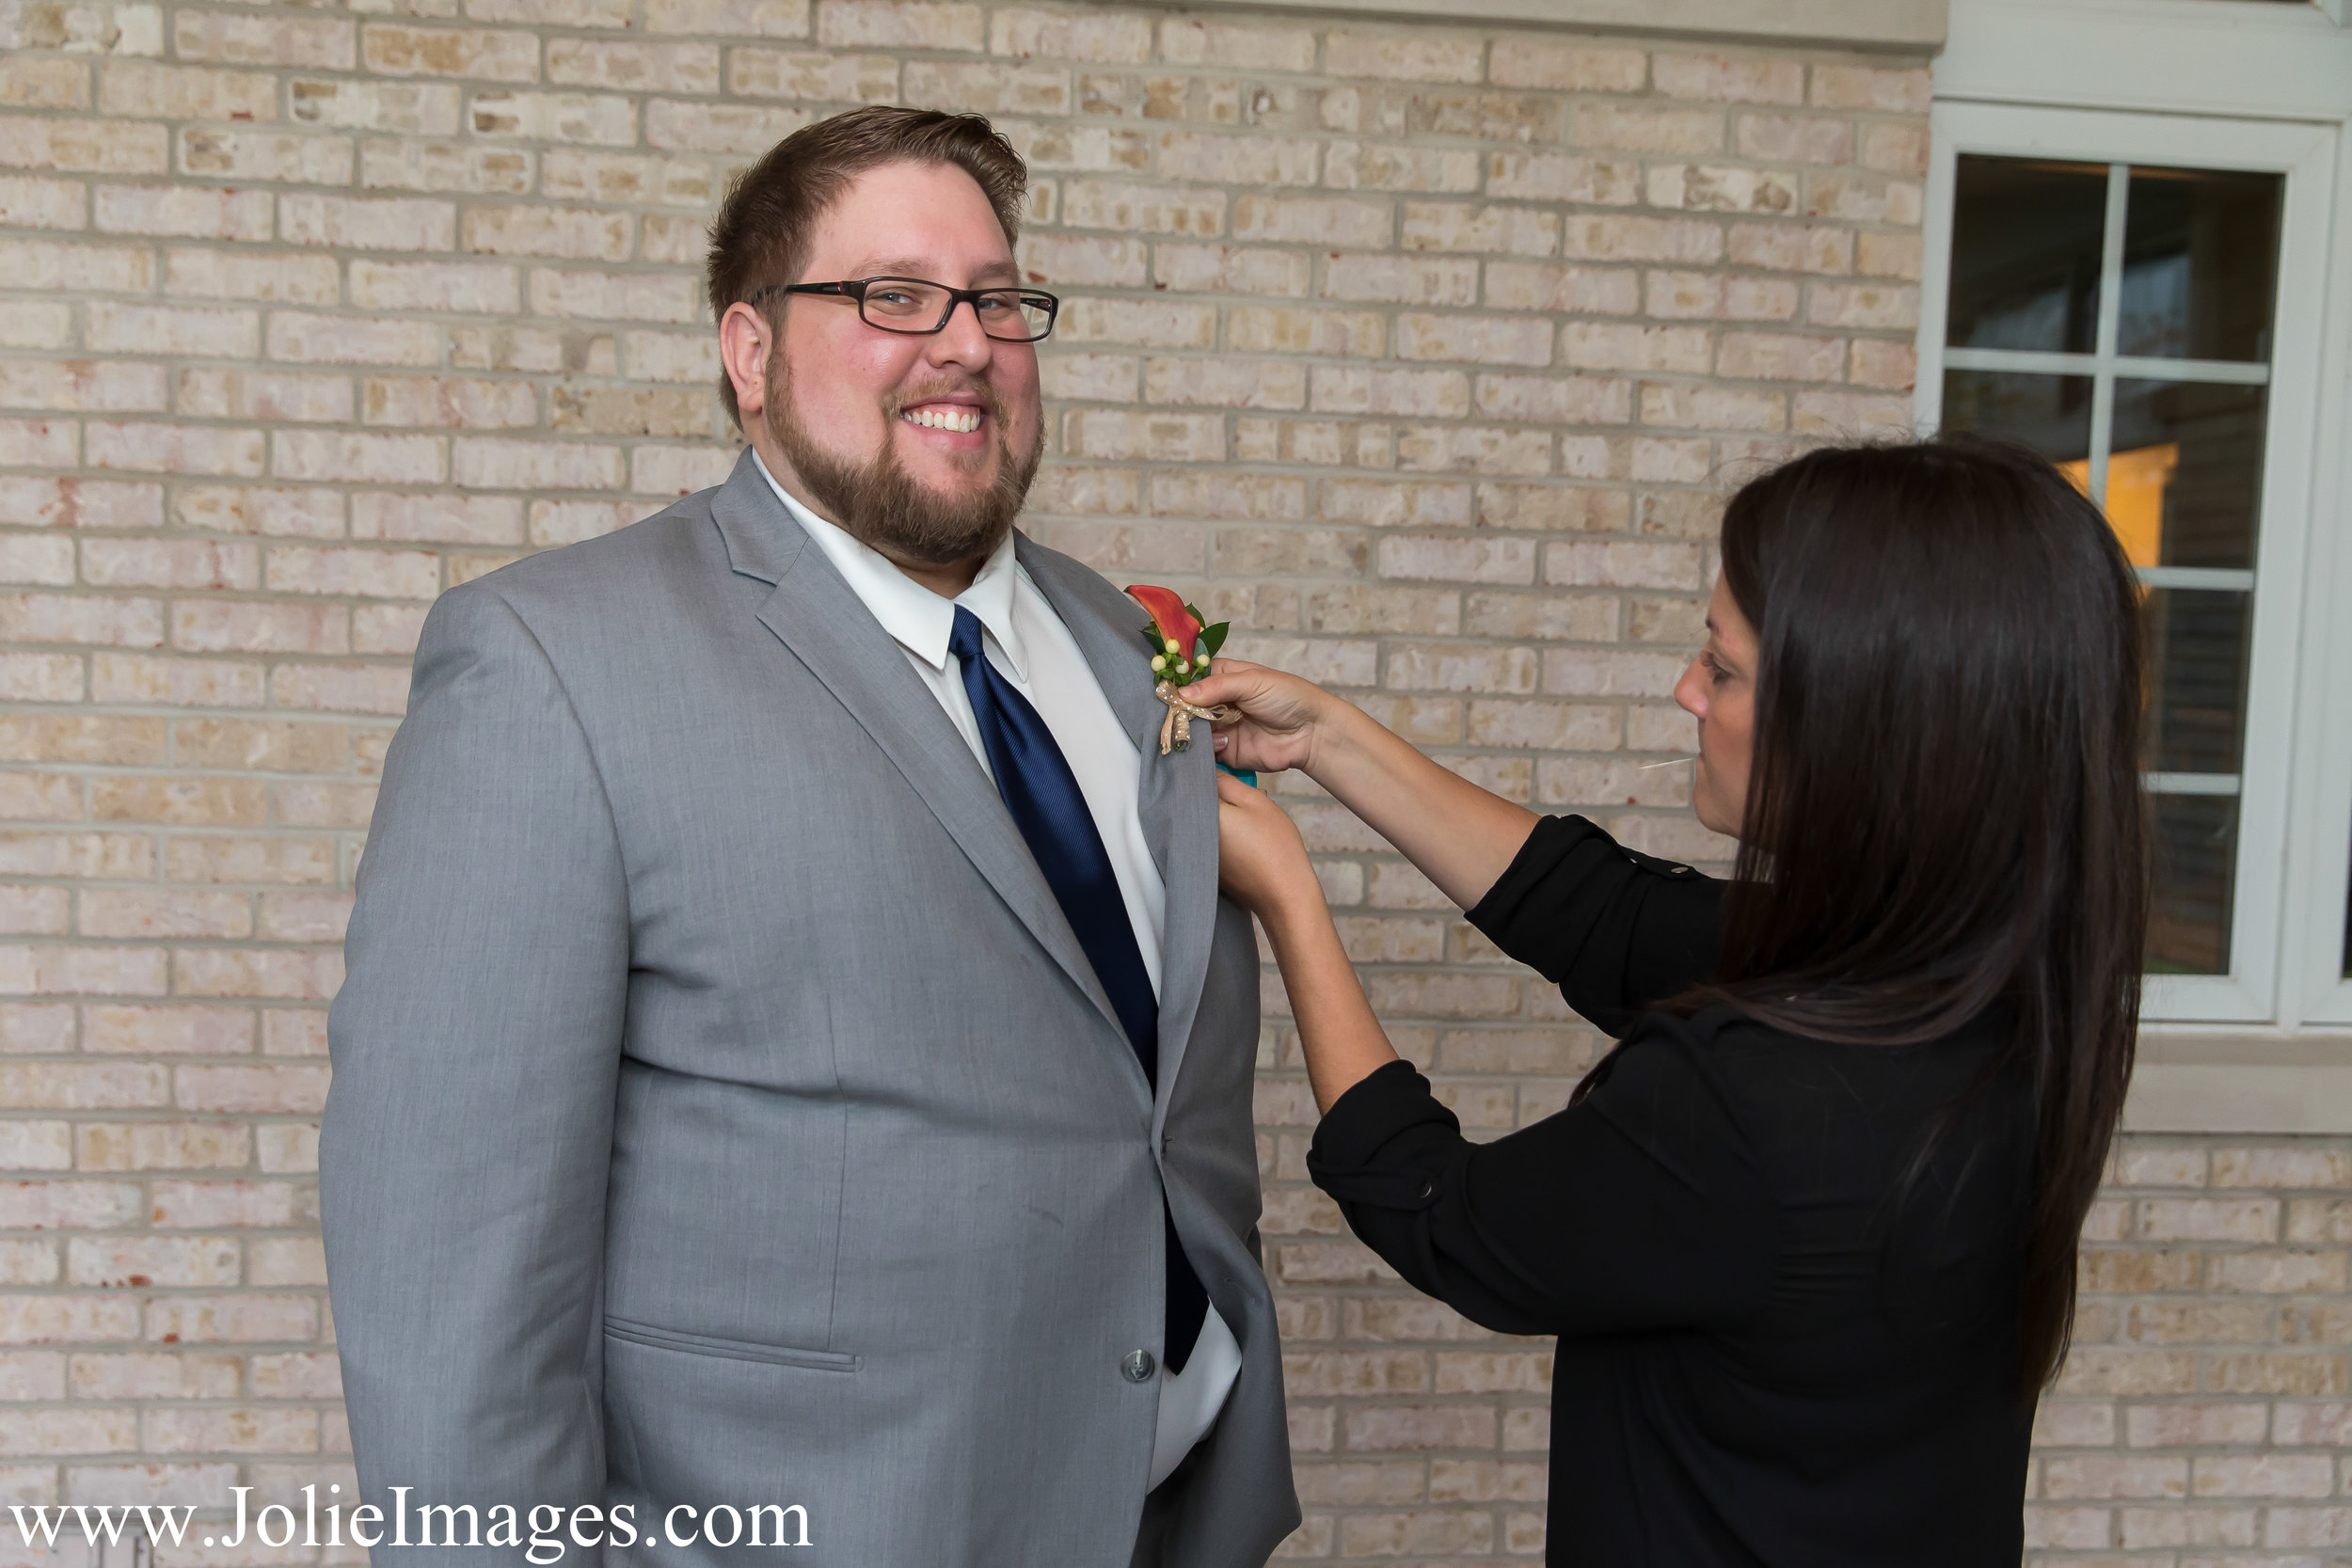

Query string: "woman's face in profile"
[1673, 574, 1757, 840]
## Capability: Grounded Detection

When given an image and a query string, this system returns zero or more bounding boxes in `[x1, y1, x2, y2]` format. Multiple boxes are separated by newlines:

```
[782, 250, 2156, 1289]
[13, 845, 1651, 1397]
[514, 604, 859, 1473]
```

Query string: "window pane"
[2120, 166, 2281, 362]
[2151, 793, 2238, 974]
[1938, 369, 2093, 461]
[2111, 379, 2266, 569]
[1947, 156, 2109, 355]
[2142, 587, 2251, 775]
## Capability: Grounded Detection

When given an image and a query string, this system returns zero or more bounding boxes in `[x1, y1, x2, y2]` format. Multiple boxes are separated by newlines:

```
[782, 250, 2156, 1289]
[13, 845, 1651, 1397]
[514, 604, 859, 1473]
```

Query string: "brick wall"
[0, 0, 2189, 1560]
[2036, 1139, 2352, 1560]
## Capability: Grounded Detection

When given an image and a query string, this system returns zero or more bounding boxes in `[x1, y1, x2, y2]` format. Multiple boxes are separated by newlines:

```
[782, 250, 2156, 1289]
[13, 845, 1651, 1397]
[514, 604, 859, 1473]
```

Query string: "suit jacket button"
[1121, 1349, 1156, 1383]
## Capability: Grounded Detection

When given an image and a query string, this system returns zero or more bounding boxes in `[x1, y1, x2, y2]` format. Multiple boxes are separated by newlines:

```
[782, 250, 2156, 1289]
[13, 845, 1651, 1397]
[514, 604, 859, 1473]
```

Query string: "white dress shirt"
[755, 452, 1239, 1490]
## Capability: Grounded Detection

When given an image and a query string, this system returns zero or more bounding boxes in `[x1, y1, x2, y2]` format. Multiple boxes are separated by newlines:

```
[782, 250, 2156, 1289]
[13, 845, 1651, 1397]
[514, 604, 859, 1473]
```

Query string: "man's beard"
[765, 363, 1041, 569]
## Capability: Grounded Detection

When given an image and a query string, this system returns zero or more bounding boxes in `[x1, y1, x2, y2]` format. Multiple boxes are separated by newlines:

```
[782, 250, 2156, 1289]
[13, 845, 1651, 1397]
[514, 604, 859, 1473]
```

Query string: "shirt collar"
[754, 448, 1026, 681]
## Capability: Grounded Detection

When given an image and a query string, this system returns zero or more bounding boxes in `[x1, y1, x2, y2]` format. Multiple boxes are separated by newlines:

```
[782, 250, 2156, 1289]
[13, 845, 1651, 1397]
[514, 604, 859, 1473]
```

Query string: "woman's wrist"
[1295, 690, 1377, 790]
[1253, 872, 1334, 948]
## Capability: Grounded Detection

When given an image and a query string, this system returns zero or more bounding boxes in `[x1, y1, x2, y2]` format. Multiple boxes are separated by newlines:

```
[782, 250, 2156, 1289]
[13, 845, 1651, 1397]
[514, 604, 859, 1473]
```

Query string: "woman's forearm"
[1309, 702, 1541, 911]
[1262, 886, 1405, 1114]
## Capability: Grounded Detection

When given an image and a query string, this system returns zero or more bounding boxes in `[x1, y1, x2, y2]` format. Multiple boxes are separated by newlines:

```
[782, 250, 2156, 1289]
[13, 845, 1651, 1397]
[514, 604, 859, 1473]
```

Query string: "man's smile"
[901, 405, 983, 434]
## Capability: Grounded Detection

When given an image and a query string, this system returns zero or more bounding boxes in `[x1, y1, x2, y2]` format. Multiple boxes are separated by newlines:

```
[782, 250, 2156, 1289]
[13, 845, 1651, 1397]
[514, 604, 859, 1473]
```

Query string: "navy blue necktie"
[949, 606, 1209, 1373]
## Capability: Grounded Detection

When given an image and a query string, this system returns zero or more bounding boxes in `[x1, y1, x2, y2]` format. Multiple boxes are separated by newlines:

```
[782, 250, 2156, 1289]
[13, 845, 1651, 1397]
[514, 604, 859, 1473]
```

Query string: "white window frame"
[2288, 157, 2352, 1027]
[1915, 103, 2341, 1026]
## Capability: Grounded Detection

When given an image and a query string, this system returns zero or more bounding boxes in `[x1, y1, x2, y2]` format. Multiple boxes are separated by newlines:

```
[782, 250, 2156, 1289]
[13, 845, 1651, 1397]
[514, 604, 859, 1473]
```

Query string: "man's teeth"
[902, 407, 981, 434]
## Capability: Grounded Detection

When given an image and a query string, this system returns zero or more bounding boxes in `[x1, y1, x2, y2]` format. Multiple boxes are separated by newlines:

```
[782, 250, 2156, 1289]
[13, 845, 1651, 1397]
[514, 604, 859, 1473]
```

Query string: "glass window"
[2141, 587, 2251, 776]
[2152, 795, 2239, 974]
[1939, 369, 2091, 458]
[2108, 378, 2265, 570]
[2119, 168, 2280, 363]
[1947, 159, 2108, 355]
[1935, 153, 2285, 977]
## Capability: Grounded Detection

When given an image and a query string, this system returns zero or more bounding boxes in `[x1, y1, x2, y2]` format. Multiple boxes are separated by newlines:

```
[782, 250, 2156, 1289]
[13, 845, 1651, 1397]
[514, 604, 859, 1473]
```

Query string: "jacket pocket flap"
[603, 1316, 860, 1372]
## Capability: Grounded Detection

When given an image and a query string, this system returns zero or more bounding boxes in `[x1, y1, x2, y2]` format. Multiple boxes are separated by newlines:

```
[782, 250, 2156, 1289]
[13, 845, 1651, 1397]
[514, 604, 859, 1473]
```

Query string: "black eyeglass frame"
[761, 277, 1061, 342]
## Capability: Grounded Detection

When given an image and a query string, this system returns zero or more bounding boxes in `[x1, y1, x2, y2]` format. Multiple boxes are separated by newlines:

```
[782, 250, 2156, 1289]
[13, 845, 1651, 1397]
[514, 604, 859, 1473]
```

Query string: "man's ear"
[719, 300, 771, 418]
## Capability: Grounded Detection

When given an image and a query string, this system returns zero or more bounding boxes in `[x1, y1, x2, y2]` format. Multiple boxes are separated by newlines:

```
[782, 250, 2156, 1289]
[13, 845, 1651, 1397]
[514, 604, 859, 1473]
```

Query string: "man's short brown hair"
[705, 106, 1029, 432]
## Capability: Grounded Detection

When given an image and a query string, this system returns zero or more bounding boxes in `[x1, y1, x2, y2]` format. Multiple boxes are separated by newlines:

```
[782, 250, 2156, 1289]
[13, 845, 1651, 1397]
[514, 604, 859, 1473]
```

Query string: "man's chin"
[887, 438, 1002, 489]
[895, 465, 1024, 519]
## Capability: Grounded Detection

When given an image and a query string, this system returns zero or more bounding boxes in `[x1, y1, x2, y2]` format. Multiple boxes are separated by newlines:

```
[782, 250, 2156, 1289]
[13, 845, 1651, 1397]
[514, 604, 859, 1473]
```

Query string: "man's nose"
[929, 296, 995, 365]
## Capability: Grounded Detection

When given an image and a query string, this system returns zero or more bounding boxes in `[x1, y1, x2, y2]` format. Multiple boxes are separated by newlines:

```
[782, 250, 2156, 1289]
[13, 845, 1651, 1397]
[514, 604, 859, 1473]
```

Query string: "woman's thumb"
[1180, 665, 1241, 705]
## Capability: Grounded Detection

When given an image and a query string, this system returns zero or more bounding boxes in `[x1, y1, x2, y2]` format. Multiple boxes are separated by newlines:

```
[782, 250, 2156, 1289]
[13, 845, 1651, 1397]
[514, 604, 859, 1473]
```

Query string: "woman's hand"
[1196, 654, 1540, 912]
[1216, 771, 1322, 926]
[1182, 659, 1334, 777]
[1217, 773, 1404, 1113]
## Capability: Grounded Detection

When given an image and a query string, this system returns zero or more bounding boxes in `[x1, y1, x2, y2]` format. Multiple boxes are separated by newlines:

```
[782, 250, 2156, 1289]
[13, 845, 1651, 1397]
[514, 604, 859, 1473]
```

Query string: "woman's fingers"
[1216, 769, 1318, 916]
[1175, 658, 1263, 714]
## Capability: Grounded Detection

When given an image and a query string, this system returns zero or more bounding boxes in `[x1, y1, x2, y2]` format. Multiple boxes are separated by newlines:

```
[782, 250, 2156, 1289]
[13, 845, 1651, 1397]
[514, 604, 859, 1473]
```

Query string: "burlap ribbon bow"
[1152, 681, 1235, 755]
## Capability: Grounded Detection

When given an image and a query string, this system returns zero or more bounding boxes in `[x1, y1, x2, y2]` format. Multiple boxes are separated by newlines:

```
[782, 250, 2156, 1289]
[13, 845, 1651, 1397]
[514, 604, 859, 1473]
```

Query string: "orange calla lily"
[1123, 584, 1202, 657]
[1121, 583, 1237, 754]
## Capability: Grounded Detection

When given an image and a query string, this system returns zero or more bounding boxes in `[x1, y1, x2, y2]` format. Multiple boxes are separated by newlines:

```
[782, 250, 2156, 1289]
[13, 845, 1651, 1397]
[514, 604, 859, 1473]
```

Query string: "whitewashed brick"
[92, 182, 270, 241]
[361, 24, 538, 82]
[348, 260, 519, 314]
[453, 437, 624, 490]
[290, 78, 463, 134]
[817, 0, 983, 51]
[644, 0, 809, 34]
[0, 358, 165, 413]
[0, 174, 88, 231]
[84, 421, 262, 477]
[359, 137, 534, 196]
[280, 193, 456, 251]
[0, 114, 167, 174]
[175, 12, 352, 70]
[265, 313, 446, 369]
[644, 99, 810, 152]
[86, 303, 258, 359]
[163, 249, 340, 305]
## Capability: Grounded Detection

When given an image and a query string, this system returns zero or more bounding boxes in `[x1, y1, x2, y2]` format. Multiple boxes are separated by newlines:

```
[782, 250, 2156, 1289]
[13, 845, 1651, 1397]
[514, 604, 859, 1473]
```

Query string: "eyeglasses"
[764, 277, 1060, 343]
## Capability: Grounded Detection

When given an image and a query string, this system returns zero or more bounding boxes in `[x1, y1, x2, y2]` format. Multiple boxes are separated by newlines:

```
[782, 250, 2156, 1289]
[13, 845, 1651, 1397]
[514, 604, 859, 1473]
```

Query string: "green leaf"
[1199, 621, 1230, 657]
[1138, 625, 1166, 656]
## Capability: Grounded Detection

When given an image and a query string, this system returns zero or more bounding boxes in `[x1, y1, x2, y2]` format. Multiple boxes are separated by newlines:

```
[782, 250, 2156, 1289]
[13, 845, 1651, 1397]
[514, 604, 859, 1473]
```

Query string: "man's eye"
[974, 294, 1013, 313]
[870, 289, 918, 307]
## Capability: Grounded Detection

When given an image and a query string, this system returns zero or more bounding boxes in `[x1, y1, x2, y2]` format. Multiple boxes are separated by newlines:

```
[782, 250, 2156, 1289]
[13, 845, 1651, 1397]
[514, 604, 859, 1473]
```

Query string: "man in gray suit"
[321, 107, 1297, 1566]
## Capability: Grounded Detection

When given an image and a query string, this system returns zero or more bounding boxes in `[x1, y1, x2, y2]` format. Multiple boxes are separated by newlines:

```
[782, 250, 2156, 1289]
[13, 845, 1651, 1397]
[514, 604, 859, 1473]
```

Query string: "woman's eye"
[1702, 651, 1732, 685]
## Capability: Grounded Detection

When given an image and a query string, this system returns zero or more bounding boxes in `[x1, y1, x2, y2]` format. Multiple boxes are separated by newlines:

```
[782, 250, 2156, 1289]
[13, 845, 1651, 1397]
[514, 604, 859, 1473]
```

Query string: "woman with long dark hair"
[1193, 437, 2146, 1563]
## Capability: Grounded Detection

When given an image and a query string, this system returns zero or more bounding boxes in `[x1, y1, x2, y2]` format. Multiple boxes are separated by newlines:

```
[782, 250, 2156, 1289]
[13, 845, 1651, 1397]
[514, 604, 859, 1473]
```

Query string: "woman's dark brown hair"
[704, 106, 1028, 432]
[1687, 436, 2147, 1407]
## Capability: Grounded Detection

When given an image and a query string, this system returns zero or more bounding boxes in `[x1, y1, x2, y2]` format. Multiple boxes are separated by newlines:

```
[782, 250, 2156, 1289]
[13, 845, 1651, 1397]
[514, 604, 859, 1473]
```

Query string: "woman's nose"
[1673, 658, 1708, 720]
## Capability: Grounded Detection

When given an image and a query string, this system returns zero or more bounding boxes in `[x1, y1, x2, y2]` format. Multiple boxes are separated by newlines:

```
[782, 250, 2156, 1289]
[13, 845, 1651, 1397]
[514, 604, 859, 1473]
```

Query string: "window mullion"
[2085, 162, 2131, 508]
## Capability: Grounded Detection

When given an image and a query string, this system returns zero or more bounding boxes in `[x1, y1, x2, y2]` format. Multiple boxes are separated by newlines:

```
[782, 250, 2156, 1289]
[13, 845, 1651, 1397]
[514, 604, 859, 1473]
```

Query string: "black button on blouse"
[1308, 815, 2035, 1566]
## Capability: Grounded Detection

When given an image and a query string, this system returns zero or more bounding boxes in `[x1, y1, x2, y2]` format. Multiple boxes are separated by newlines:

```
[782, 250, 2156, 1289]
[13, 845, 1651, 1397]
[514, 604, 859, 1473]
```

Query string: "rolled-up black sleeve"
[1466, 815, 1724, 1037]
[1308, 1021, 1775, 1338]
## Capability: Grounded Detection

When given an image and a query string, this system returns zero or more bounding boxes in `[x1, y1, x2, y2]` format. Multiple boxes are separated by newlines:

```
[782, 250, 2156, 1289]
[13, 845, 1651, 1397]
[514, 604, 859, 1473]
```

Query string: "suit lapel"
[707, 453, 1140, 1095]
[1016, 538, 1218, 1130]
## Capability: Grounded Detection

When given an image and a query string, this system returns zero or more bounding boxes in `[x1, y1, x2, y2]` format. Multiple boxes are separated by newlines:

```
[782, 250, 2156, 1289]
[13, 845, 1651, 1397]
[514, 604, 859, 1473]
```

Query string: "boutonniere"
[1125, 584, 1236, 755]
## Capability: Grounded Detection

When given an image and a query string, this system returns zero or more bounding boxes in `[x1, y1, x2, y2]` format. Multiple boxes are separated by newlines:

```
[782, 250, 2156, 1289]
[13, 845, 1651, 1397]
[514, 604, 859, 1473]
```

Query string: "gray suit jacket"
[320, 448, 1299, 1565]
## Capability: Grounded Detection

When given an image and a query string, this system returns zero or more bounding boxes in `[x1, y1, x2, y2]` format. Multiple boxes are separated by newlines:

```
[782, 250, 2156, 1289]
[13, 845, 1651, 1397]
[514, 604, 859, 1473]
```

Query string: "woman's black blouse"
[1308, 816, 2034, 1566]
